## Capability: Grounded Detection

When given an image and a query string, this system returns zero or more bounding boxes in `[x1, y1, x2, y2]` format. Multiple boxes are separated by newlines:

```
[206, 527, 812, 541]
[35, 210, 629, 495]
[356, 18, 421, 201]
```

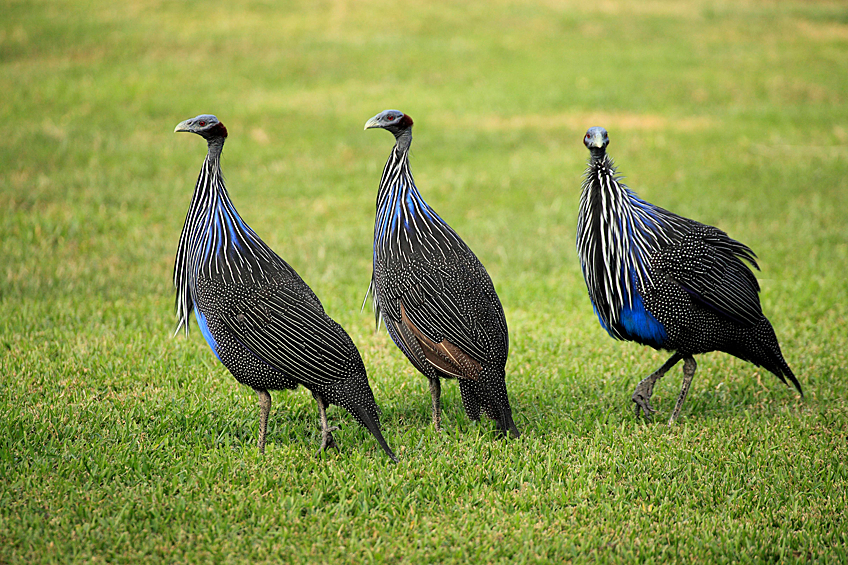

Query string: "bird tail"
[350, 403, 398, 463]
[496, 405, 521, 439]
[479, 374, 521, 439]
[752, 318, 803, 398]
[328, 372, 398, 462]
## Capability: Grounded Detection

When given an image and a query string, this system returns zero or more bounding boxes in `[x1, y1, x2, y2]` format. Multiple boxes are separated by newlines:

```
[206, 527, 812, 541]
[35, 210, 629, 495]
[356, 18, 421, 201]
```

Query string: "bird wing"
[657, 225, 762, 326]
[371, 270, 481, 380]
[220, 280, 360, 388]
[378, 243, 506, 379]
[391, 298, 482, 380]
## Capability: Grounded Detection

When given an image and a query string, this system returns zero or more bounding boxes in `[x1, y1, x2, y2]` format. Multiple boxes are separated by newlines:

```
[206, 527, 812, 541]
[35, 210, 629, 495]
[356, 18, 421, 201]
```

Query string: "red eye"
[199, 121, 206, 126]
[387, 115, 395, 121]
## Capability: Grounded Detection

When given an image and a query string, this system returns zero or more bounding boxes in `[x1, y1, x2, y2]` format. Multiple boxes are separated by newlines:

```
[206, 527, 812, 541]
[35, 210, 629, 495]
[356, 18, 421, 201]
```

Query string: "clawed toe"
[317, 437, 338, 456]
[629, 354, 683, 421]
[632, 377, 659, 419]
[632, 393, 656, 418]
[317, 427, 340, 456]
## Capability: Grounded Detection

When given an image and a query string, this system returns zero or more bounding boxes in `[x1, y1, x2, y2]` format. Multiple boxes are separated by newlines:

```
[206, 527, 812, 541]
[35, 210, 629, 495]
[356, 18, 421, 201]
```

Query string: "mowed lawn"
[2, 0, 847, 562]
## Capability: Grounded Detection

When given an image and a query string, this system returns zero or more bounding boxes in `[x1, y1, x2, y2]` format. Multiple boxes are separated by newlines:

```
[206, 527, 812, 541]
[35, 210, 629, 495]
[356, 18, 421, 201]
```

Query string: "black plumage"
[173, 114, 396, 461]
[576, 127, 802, 422]
[364, 110, 519, 437]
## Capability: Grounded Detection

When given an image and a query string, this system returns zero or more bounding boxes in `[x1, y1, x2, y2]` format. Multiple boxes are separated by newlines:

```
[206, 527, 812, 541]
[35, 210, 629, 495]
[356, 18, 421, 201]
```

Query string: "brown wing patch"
[398, 300, 482, 380]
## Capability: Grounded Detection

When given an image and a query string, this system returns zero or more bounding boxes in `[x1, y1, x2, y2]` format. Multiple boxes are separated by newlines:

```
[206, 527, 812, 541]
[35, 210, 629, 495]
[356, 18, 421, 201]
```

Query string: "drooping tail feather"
[752, 318, 803, 397]
[325, 372, 398, 462]
[350, 404, 398, 463]
[479, 375, 521, 439]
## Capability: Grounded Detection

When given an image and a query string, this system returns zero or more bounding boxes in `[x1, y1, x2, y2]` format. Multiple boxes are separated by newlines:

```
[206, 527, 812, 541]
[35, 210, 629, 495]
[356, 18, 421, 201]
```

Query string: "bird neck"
[205, 135, 225, 159]
[187, 141, 231, 212]
[580, 154, 685, 243]
[392, 129, 413, 152]
[373, 133, 456, 252]
[580, 154, 657, 224]
[197, 150, 229, 206]
[174, 138, 281, 336]
[579, 154, 627, 228]
[577, 153, 681, 339]
[183, 148, 267, 272]
[376, 134, 422, 205]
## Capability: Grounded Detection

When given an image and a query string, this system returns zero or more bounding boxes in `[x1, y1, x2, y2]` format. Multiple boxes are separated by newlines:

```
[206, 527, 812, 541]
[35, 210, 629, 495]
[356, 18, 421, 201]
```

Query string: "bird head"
[364, 109, 414, 137]
[584, 127, 609, 153]
[174, 114, 228, 139]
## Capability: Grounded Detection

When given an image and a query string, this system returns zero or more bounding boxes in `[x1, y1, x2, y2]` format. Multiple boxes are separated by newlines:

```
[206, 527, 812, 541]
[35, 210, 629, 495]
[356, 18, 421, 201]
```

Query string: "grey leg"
[669, 356, 697, 425]
[313, 392, 339, 454]
[428, 377, 442, 432]
[632, 353, 683, 418]
[257, 389, 271, 454]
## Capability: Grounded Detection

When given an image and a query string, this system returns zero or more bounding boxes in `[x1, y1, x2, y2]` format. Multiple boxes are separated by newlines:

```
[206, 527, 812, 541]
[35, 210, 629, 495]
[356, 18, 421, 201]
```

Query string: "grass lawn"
[2, 0, 847, 562]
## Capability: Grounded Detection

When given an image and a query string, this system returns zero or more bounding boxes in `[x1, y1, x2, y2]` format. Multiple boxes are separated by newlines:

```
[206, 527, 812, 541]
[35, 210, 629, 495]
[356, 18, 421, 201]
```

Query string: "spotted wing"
[378, 237, 507, 380]
[657, 225, 763, 326]
[221, 282, 361, 387]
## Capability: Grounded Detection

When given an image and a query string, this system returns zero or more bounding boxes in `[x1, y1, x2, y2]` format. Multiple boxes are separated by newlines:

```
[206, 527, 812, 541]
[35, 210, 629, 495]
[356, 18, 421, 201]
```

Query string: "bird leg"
[632, 353, 683, 418]
[669, 356, 697, 425]
[257, 389, 271, 454]
[313, 392, 339, 455]
[428, 377, 442, 432]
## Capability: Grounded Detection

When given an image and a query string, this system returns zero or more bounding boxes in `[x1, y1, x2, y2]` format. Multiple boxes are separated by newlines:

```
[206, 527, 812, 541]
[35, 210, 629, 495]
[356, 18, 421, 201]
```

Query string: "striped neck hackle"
[173, 118, 276, 335]
[577, 128, 686, 338]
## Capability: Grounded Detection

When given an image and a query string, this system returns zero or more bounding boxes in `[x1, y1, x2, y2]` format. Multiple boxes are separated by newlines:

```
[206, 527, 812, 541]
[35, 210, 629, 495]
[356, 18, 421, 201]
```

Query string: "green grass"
[2, 0, 847, 562]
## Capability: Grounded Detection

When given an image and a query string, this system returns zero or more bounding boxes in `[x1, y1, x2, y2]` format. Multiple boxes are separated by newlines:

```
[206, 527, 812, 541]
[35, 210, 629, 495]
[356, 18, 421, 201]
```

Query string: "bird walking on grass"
[173, 114, 396, 461]
[364, 109, 520, 438]
[577, 127, 802, 423]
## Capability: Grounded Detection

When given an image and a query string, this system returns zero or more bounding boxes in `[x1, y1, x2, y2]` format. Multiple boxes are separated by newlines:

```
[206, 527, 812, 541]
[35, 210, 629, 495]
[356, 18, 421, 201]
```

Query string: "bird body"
[577, 127, 801, 421]
[173, 114, 396, 461]
[365, 110, 519, 437]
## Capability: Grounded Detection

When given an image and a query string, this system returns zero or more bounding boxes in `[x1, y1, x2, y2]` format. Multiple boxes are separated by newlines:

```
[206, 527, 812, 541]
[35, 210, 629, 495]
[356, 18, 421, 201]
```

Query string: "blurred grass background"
[1, 0, 847, 562]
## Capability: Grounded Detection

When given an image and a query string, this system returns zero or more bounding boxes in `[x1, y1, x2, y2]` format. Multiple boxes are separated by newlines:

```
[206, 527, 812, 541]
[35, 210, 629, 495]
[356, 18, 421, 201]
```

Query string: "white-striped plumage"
[577, 154, 689, 338]
[173, 149, 278, 336]
[578, 127, 767, 341]
[363, 109, 520, 436]
[576, 126, 801, 420]
[172, 114, 397, 460]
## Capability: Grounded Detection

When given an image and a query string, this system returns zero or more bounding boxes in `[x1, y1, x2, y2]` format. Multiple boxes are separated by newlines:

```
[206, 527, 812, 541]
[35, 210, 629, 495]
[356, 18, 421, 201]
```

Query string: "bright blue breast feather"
[590, 268, 666, 346]
[579, 158, 686, 345]
[194, 309, 221, 361]
[618, 291, 667, 346]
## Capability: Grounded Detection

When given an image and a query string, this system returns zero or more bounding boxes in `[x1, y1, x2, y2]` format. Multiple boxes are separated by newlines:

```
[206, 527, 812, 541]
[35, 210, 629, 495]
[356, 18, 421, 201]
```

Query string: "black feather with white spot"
[173, 114, 397, 460]
[364, 109, 520, 437]
[576, 127, 801, 421]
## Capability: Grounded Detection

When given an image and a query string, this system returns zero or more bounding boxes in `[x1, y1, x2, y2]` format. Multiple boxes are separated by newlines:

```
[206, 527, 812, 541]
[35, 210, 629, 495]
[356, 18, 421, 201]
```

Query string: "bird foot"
[632, 378, 657, 419]
[317, 426, 340, 456]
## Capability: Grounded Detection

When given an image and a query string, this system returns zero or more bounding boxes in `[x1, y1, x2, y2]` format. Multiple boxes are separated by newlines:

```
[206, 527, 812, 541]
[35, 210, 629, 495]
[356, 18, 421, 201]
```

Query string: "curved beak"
[174, 119, 192, 133]
[364, 114, 383, 130]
